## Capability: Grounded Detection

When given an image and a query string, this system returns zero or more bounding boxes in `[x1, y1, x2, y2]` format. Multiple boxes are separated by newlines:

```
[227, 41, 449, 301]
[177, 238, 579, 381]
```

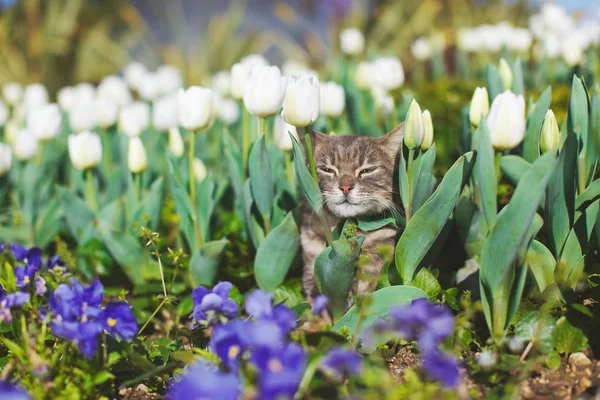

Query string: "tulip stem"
[134, 172, 141, 204]
[405, 149, 415, 222]
[242, 108, 250, 176]
[285, 152, 294, 189]
[85, 169, 97, 212]
[495, 152, 502, 183]
[258, 117, 268, 147]
[188, 132, 203, 249]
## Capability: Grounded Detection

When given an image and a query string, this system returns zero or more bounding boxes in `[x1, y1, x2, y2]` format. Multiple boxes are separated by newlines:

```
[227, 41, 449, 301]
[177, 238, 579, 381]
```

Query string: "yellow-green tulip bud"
[403, 99, 424, 150]
[540, 109, 560, 153]
[193, 158, 207, 182]
[499, 58, 513, 90]
[128, 137, 148, 174]
[469, 87, 490, 127]
[421, 110, 434, 150]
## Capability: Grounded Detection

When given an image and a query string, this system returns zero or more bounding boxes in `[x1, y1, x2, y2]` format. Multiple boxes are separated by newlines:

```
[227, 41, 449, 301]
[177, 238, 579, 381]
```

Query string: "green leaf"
[554, 316, 588, 355]
[575, 179, 600, 211]
[254, 212, 300, 291]
[166, 152, 195, 248]
[511, 57, 524, 95]
[486, 64, 504, 101]
[249, 134, 274, 220]
[398, 146, 410, 210]
[57, 187, 96, 243]
[476, 120, 497, 230]
[500, 155, 531, 186]
[242, 179, 262, 249]
[93, 371, 115, 385]
[411, 268, 442, 300]
[357, 215, 399, 231]
[395, 151, 476, 283]
[291, 134, 322, 213]
[526, 240, 556, 293]
[35, 196, 64, 248]
[99, 229, 145, 287]
[514, 311, 556, 354]
[591, 85, 600, 157]
[314, 236, 365, 321]
[412, 144, 437, 213]
[522, 87, 551, 163]
[189, 239, 229, 286]
[546, 350, 561, 370]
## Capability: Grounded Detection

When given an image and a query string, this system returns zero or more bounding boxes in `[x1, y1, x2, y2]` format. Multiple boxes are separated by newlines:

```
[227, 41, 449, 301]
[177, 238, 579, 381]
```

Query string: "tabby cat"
[301, 123, 405, 302]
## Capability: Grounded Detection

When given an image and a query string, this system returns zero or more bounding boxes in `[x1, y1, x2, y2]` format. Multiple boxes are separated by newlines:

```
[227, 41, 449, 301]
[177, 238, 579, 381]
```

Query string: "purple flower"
[47, 255, 65, 270]
[0, 243, 5, 253]
[51, 320, 103, 359]
[320, 347, 363, 380]
[244, 290, 297, 334]
[312, 295, 328, 315]
[14, 265, 36, 289]
[10, 244, 42, 264]
[100, 302, 138, 340]
[49, 279, 104, 321]
[250, 342, 306, 400]
[192, 282, 238, 327]
[0, 288, 31, 323]
[422, 350, 461, 388]
[210, 320, 248, 370]
[320, 0, 353, 20]
[168, 362, 242, 400]
[35, 276, 46, 295]
[0, 380, 30, 400]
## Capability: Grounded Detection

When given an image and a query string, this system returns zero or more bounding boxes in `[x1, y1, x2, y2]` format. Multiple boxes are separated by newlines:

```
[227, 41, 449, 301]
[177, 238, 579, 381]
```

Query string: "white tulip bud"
[411, 37, 433, 61]
[14, 129, 38, 161]
[355, 62, 372, 90]
[119, 101, 150, 137]
[340, 28, 365, 56]
[469, 87, 490, 127]
[212, 71, 231, 97]
[243, 66, 286, 118]
[240, 54, 269, 69]
[137, 71, 160, 101]
[540, 109, 560, 153]
[124, 62, 148, 91]
[23, 84, 48, 109]
[68, 131, 102, 170]
[217, 97, 240, 125]
[371, 57, 405, 91]
[273, 116, 298, 152]
[128, 137, 148, 173]
[403, 99, 424, 150]
[74, 83, 96, 105]
[69, 102, 97, 133]
[486, 90, 526, 151]
[499, 58, 513, 90]
[27, 104, 62, 141]
[96, 98, 119, 129]
[562, 45, 585, 67]
[3, 82, 23, 106]
[421, 110, 434, 150]
[230, 63, 250, 100]
[152, 94, 179, 131]
[97, 75, 132, 107]
[177, 87, 213, 131]
[156, 65, 183, 96]
[4, 120, 20, 144]
[0, 143, 11, 175]
[375, 94, 395, 118]
[0, 100, 8, 126]
[168, 127, 185, 157]
[477, 350, 496, 369]
[57, 87, 76, 111]
[320, 82, 345, 118]
[282, 74, 320, 127]
[193, 158, 207, 182]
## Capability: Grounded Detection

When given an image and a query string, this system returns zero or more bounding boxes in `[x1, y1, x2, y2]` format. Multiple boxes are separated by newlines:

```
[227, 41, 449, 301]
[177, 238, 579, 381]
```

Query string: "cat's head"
[311, 124, 404, 218]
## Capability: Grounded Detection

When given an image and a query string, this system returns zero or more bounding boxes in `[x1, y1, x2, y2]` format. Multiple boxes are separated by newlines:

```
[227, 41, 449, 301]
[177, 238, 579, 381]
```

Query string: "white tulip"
[403, 99, 424, 150]
[97, 75, 132, 107]
[212, 71, 231, 97]
[69, 102, 97, 133]
[411, 37, 433, 61]
[68, 131, 102, 170]
[178, 87, 213, 131]
[469, 87, 490, 127]
[562, 44, 585, 67]
[152, 94, 179, 131]
[74, 83, 96, 105]
[281, 74, 320, 127]
[13, 129, 38, 161]
[168, 127, 185, 157]
[340, 28, 365, 56]
[137, 71, 160, 101]
[23, 84, 48, 109]
[540, 109, 560, 154]
[320, 82, 345, 118]
[273, 115, 298, 152]
[57, 87, 76, 111]
[374, 94, 394, 118]
[478, 24, 503, 53]
[3, 82, 23, 105]
[128, 137, 148, 173]
[0, 143, 11, 175]
[370, 57, 404, 91]
[499, 58, 513, 90]
[0, 100, 8, 126]
[457, 28, 481, 53]
[124, 62, 148, 91]
[4, 120, 20, 144]
[240, 54, 268, 69]
[217, 98, 240, 125]
[119, 101, 150, 137]
[355, 61, 372, 90]
[243, 66, 286, 118]
[27, 104, 62, 141]
[544, 35, 561, 59]
[13, 104, 26, 123]
[230, 63, 250, 100]
[156, 65, 183, 95]
[421, 110, 434, 150]
[96, 98, 119, 129]
[193, 158, 207, 182]
[486, 90, 526, 151]
[282, 61, 319, 78]
[507, 28, 532, 53]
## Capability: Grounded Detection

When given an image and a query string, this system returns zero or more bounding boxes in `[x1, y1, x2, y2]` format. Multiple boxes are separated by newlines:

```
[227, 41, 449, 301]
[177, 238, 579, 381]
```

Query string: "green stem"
[138, 297, 168, 336]
[258, 117, 268, 147]
[285, 152, 294, 188]
[294, 357, 322, 400]
[242, 108, 250, 176]
[263, 215, 272, 234]
[405, 149, 415, 222]
[495, 151, 502, 184]
[188, 132, 203, 249]
[134, 173, 141, 204]
[85, 168, 97, 212]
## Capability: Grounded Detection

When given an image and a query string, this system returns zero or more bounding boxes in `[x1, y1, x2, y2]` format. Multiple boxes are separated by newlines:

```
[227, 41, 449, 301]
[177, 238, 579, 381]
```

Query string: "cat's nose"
[339, 185, 353, 195]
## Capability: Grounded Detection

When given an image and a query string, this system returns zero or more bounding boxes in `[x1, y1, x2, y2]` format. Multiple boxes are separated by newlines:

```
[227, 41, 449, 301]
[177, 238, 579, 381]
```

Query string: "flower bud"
[421, 110, 434, 150]
[137, 71, 160, 101]
[540, 109, 560, 153]
[152, 94, 179, 131]
[340, 28, 365, 56]
[243, 66, 286, 118]
[69, 102, 97, 133]
[156, 65, 183, 96]
[403, 99, 424, 150]
[273, 115, 298, 152]
[320, 82, 345, 118]
[68, 131, 102, 170]
[212, 71, 231, 97]
[230, 63, 250, 100]
[486, 90, 526, 151]
[217, 97, 240, 125]
[97, 75, 132, 107]
[355, 62, 372, 90]
[4, 120, 19, 144]
[124, 62, 148, 91]
[14, 129, 38, 161]
[119, 101, 150, 137]
[469, 87, 490, 127]
[74, 83, 96, 105]
[178, 87, 213, 131]
[57, 87, 76, 111]
[96, 98, 119, 129]
[193, 158, 207, 182]
[3, 82, 23, 106]
[23, 84, 48, 109]
[128, 137, 148, 173]
[168, 127, 185, 157]
[411, 37, 433, 61]
[499, 58, 513, 90]
[282, 74, 320, 127]
[27, 104, 62, 141]
[370, 57, 405, 91]
[0, 143, 11, 175]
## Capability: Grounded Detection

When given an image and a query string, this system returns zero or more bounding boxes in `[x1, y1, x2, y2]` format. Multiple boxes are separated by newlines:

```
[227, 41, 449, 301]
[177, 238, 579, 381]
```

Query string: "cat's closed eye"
[358, 166, 378, 176]
[318, 165, 337, 175]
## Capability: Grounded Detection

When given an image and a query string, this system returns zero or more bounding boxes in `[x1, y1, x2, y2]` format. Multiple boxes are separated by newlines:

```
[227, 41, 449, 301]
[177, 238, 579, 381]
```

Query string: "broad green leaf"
[254, 212, 300, 291]
[411, 268, 442, 300]
[526, 240, 556, 293]
[99, 229, 145, 287]
[476, 120, 497, 230]
[486, 64, 504, 101]
[575, 178, 600, 211]
[412, 144, 437, 213]
[554, 316, 588, 355]
[242, 179, 262, 249]
[500, 155, 531, 186]
[522, 87, 551, 163]
[396, 151, 476, 283]
[514, 311, 556, 354]
[398, 146, 410, 210]
[57, 187, 96, 243]
[189, 239, 229, 286]
[511, 58, 524, 95]
[314, 236, 365, 321]
[591, 84, 600, 157]
[35, 196, 63, 248]
[357, 215, 399, 231]
[249, 134, 274, 220]
[291, 134, 322, 213]
[166, 152, 195, 248]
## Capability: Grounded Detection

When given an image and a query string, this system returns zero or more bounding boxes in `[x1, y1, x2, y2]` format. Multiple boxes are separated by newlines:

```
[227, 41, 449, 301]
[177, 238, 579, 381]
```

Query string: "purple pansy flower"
[191, 282, 238, 327]
[312, 295, 328, 315]
[0, 286, 31, 323]
[168, 362, 242, 400]
[100, 301, 138, 340]
[210, 319, 248, 370]
[0, 380, 30, 400]
[0, 243, 5, 253]
[14, 265, 37, 289]
[35, 276, 46, 295]
[10, 243, 42, 264]
[320, 347, 363, 380]
[244, 289, 297, 334]
[250, 342, 307, 400]
[47, 255, 65, 270]
[51, 320, 103, 359]
[422, 350, 461, 388]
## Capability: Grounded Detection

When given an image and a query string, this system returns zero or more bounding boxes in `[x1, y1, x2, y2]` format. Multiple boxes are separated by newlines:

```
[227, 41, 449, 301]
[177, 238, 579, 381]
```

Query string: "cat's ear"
[309, 130, 329, 149]
[377, 122, 405, 159]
